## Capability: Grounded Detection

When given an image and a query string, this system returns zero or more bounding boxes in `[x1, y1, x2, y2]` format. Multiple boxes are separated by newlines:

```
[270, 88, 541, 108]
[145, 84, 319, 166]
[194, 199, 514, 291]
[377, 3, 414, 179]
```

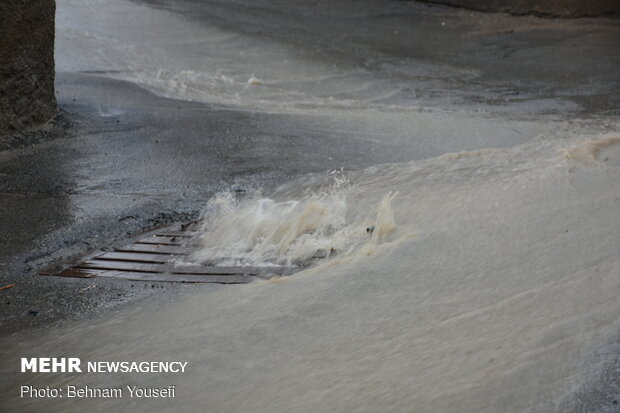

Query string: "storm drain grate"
[39, 222, 296, 283]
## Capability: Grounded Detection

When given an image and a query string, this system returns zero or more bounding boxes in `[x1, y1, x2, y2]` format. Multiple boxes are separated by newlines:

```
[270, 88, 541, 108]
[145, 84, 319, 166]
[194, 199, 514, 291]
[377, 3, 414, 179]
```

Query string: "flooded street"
[1, 0, 619, 411]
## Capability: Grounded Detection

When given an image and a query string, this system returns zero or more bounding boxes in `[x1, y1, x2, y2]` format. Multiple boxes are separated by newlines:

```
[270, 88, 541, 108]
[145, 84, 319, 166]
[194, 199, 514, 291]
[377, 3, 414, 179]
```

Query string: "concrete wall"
[420, 0, 620, 17]
[0, 0, 57, 134]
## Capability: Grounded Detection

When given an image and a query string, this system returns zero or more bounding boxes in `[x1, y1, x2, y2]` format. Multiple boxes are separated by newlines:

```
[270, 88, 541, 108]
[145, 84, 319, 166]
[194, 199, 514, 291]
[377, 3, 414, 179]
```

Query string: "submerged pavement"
[0, 0, 619, 410]
[1, 0, 618, 339]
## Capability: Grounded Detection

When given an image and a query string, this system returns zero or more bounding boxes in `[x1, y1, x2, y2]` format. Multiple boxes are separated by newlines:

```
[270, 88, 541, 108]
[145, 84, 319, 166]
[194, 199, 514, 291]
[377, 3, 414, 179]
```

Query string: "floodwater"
[2, 0, 620, 412]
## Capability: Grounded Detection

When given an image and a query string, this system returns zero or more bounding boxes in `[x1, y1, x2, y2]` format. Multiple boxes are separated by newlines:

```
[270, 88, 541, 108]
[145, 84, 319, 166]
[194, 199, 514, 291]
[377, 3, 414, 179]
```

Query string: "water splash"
[190, 175, 397, 267]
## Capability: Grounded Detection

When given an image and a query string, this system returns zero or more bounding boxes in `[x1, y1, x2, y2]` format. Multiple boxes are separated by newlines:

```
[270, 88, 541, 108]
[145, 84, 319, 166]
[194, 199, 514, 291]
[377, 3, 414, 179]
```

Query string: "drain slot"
[40, 222, 297, 283]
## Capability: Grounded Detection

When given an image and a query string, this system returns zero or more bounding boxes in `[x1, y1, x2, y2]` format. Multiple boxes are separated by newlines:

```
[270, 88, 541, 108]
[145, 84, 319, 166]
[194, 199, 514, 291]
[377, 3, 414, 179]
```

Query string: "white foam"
[190, 174, 397, 267]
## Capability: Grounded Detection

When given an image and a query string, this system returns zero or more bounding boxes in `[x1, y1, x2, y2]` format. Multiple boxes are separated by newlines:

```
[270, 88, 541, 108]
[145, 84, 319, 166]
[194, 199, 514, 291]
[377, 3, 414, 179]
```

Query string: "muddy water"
[186, 174, 397, 267]
[2, 0, 619, 412]
[3, 135, 620, 412]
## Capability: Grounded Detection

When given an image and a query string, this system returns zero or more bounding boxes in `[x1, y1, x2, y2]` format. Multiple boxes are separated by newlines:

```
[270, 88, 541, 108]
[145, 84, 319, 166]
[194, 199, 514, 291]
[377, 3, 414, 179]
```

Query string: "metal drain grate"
[40, 223, 296, 283]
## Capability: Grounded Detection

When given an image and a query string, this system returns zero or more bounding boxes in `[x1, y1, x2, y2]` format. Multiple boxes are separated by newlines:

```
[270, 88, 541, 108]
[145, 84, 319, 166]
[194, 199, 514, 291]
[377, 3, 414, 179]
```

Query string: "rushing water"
[4, 134, 620, 412]
[2, 0, 620, 412]
[186, 173, 397, 268]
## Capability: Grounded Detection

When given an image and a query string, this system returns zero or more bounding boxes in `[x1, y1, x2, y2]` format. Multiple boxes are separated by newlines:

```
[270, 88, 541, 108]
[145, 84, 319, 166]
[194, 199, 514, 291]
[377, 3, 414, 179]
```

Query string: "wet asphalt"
[0, 0, 618, 335]
[0, 73, 410, 334]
